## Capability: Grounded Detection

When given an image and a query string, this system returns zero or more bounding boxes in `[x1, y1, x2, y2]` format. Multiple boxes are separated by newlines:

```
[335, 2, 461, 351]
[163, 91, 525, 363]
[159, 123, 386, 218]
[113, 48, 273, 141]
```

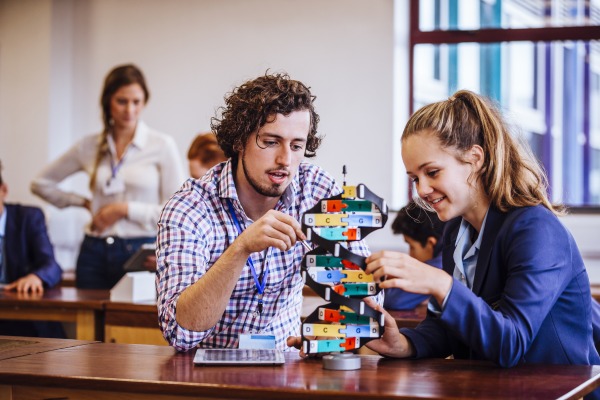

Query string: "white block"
[110, 271, 156, 303]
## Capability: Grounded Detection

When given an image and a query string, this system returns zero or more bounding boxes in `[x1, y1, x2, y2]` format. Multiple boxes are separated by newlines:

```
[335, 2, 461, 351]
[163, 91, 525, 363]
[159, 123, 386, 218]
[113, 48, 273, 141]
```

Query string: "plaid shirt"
[156, 161, 373, 351]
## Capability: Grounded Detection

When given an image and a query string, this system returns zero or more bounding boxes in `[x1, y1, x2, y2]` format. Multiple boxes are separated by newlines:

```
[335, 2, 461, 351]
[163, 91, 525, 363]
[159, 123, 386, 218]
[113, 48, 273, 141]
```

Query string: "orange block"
[341, 260, 361, 270]
[342, 228, 357, 240]
[326, 200, 343, 212]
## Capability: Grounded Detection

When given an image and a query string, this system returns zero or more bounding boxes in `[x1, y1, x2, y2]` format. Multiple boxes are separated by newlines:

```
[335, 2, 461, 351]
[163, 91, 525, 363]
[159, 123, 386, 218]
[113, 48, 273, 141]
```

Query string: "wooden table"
[592, 284, 600, 302]
[104, 301, 166, 345]
[0, 335, 94, 360]
[0, 287, 108, 341]
[0, 341, 597, 399]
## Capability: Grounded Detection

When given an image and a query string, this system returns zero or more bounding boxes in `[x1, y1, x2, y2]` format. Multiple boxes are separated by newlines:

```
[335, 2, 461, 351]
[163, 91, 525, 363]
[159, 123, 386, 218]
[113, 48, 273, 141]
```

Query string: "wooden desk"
[0, 336, 94, 360]
[104, 301, 166, 345]
[0, 287, 108, 341]
[592, 284, 600, 302]
[0, 341, 597, 399]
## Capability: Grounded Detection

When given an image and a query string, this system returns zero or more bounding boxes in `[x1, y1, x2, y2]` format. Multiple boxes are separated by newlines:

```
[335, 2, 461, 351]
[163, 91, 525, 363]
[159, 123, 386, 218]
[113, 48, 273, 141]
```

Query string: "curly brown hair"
[211, 72, 322, 160]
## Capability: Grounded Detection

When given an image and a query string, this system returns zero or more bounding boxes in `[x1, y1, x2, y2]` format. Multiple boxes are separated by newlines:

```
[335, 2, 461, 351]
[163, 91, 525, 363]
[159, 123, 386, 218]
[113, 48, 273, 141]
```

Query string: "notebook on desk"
[193, 348, 285, 366]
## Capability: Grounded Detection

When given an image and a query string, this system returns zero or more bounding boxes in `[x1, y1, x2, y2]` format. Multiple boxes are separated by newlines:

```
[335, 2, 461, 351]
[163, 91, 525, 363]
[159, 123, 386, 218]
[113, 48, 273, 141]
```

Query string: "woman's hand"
[143, 255, 157, 271]
[365, 250, 452, 306]
[91, 202, 128, 233]
[363, 297, 415, 358]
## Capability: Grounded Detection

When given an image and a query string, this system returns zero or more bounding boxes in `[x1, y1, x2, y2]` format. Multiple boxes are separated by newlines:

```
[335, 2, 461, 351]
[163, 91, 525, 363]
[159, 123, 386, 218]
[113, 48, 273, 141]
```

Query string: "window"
[409, 0, 600, 206]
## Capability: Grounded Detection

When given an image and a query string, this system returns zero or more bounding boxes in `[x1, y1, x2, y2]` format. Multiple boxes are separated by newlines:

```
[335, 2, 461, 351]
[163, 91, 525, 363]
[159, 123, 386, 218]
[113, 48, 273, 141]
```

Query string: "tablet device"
[123, 243, 156, 272]
[193, 348, 285, 366]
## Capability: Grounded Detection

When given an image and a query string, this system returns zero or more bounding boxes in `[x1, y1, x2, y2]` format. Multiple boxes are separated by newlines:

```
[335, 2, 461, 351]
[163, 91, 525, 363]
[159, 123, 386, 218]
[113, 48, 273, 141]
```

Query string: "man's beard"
[241, 153, 285, 198]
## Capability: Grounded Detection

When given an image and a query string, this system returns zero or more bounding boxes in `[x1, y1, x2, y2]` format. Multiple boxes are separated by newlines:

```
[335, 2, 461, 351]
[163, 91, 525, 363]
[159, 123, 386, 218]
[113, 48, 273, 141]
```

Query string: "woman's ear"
[469, 144, 485, 172]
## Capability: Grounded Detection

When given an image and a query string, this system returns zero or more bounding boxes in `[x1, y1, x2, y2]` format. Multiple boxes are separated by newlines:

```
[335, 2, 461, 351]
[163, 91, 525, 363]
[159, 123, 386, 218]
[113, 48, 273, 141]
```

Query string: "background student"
[157, 72, 379, 352]
[0, 160, 65, 337]
[364, 90, 600, 384]
[187, 132, 227, 179]
[384, 201, 445, 311]
[31, 64, 184, 289]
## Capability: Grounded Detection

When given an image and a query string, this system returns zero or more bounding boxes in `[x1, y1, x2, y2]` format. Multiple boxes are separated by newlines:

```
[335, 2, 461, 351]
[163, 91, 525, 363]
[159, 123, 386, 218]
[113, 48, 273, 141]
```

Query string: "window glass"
[419, 0, 600, 30]
[410, 0, 600, 206]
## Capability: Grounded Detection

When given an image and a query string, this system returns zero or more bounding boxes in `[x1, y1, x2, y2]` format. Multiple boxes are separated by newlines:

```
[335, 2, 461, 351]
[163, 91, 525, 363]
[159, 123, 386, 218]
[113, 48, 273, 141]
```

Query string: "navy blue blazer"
[4, 203, 62, 287]
[401, 205, 600, 369]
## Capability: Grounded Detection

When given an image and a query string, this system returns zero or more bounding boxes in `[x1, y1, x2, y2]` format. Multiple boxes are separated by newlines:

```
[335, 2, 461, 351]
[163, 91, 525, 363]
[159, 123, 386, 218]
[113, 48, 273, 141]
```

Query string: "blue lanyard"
[226, 199, 269, 304]
[109, 146, 131, 179]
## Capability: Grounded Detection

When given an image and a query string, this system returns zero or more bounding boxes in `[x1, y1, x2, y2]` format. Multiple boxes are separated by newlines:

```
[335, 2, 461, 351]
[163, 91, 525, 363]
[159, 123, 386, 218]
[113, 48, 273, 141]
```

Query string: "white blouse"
[31, 121, 185, 238]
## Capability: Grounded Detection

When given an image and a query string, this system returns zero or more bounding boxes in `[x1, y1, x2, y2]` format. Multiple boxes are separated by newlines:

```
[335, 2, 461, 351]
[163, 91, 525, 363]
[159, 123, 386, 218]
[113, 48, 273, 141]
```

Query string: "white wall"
[1, 0, 598, 281]
[0, 0, 396, 270]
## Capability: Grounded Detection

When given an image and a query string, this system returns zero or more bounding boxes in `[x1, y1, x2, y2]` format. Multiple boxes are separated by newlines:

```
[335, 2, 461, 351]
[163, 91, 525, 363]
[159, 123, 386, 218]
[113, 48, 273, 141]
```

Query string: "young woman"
[31, 64, 184, 289]
[365, 90, 600, 375]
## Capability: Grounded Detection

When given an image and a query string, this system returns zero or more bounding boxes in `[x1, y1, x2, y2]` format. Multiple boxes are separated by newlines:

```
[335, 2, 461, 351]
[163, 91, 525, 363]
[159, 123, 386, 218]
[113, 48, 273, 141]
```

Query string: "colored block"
[315, 227, 349, 241]
[339, 324, 381, 338]
[314, 213, 348, 227]
[332, 284, 345, 295]
[342, 283, 377, 296]
[303, 323, 345, 337]
[341, 260, 361, 270]
[318, 308, 343, 322]
[341, 200, 375, 212]
[339, 311, 372, 325]
[307, 268, 344, 283]
[342, 185, 357, 198]
[305, 255, 343, 267]
[340, 337, 359, 350]
[342, 228, 359, 240]
[306, 339, 345, 353]
[342, 214, 374, 227]
[321, 200, 345, 212]
[341, 270, 373, 283]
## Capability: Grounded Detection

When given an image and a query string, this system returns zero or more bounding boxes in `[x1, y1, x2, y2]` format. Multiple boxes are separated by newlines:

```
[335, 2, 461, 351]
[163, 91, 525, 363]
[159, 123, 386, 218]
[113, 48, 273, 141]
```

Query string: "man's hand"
[236, 209, 306, 255]
[4, 274, 44, 294]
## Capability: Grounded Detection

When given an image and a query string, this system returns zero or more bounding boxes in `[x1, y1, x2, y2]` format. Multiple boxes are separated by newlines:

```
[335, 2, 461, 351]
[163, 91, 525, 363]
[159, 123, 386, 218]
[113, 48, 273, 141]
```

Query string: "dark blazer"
[4, 203, 62, 287]
[401, 205, 600, 369]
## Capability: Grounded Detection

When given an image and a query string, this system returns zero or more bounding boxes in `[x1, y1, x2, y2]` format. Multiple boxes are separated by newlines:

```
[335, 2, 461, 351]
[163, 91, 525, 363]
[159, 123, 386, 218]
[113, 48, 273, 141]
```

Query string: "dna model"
[300, 177, 388, 355]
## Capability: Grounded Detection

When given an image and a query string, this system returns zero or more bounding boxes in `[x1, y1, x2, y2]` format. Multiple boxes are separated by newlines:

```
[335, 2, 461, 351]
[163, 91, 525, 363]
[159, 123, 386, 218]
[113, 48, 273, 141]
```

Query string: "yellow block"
[303, 323, 345, 337]
[341, 270, 373, 282]
[342, 185, 357, 198]
[313, 213, 347, 226]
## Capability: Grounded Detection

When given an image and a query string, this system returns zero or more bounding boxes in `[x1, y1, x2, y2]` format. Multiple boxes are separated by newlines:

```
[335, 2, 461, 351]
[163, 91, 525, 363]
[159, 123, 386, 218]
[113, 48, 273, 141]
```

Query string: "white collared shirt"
[31, 121, 185, 238]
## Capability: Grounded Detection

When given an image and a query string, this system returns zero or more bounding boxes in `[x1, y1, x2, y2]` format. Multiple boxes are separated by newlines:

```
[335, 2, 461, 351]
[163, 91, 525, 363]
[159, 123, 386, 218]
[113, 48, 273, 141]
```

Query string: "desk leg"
[0, 384, 12, 399]
[75, 310, 97, 341]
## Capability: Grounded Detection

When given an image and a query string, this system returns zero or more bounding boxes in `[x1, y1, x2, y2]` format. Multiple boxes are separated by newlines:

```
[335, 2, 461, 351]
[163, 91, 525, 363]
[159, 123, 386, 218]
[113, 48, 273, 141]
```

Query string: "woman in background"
[31, 64, 184, 289]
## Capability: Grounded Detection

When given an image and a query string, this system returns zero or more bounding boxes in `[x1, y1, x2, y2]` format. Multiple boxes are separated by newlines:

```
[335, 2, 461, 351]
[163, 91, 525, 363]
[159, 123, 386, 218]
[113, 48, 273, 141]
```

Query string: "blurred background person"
[31, 64, 184, 289]
[187, 132, 227, 179]
[0, 160, 65, 337]
[383, 201, 445, 311]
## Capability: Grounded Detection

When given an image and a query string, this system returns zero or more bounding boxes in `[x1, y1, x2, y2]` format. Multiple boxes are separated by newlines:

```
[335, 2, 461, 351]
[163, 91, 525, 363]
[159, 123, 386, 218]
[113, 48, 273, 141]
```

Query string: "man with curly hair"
[156, 72, 372, 351]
